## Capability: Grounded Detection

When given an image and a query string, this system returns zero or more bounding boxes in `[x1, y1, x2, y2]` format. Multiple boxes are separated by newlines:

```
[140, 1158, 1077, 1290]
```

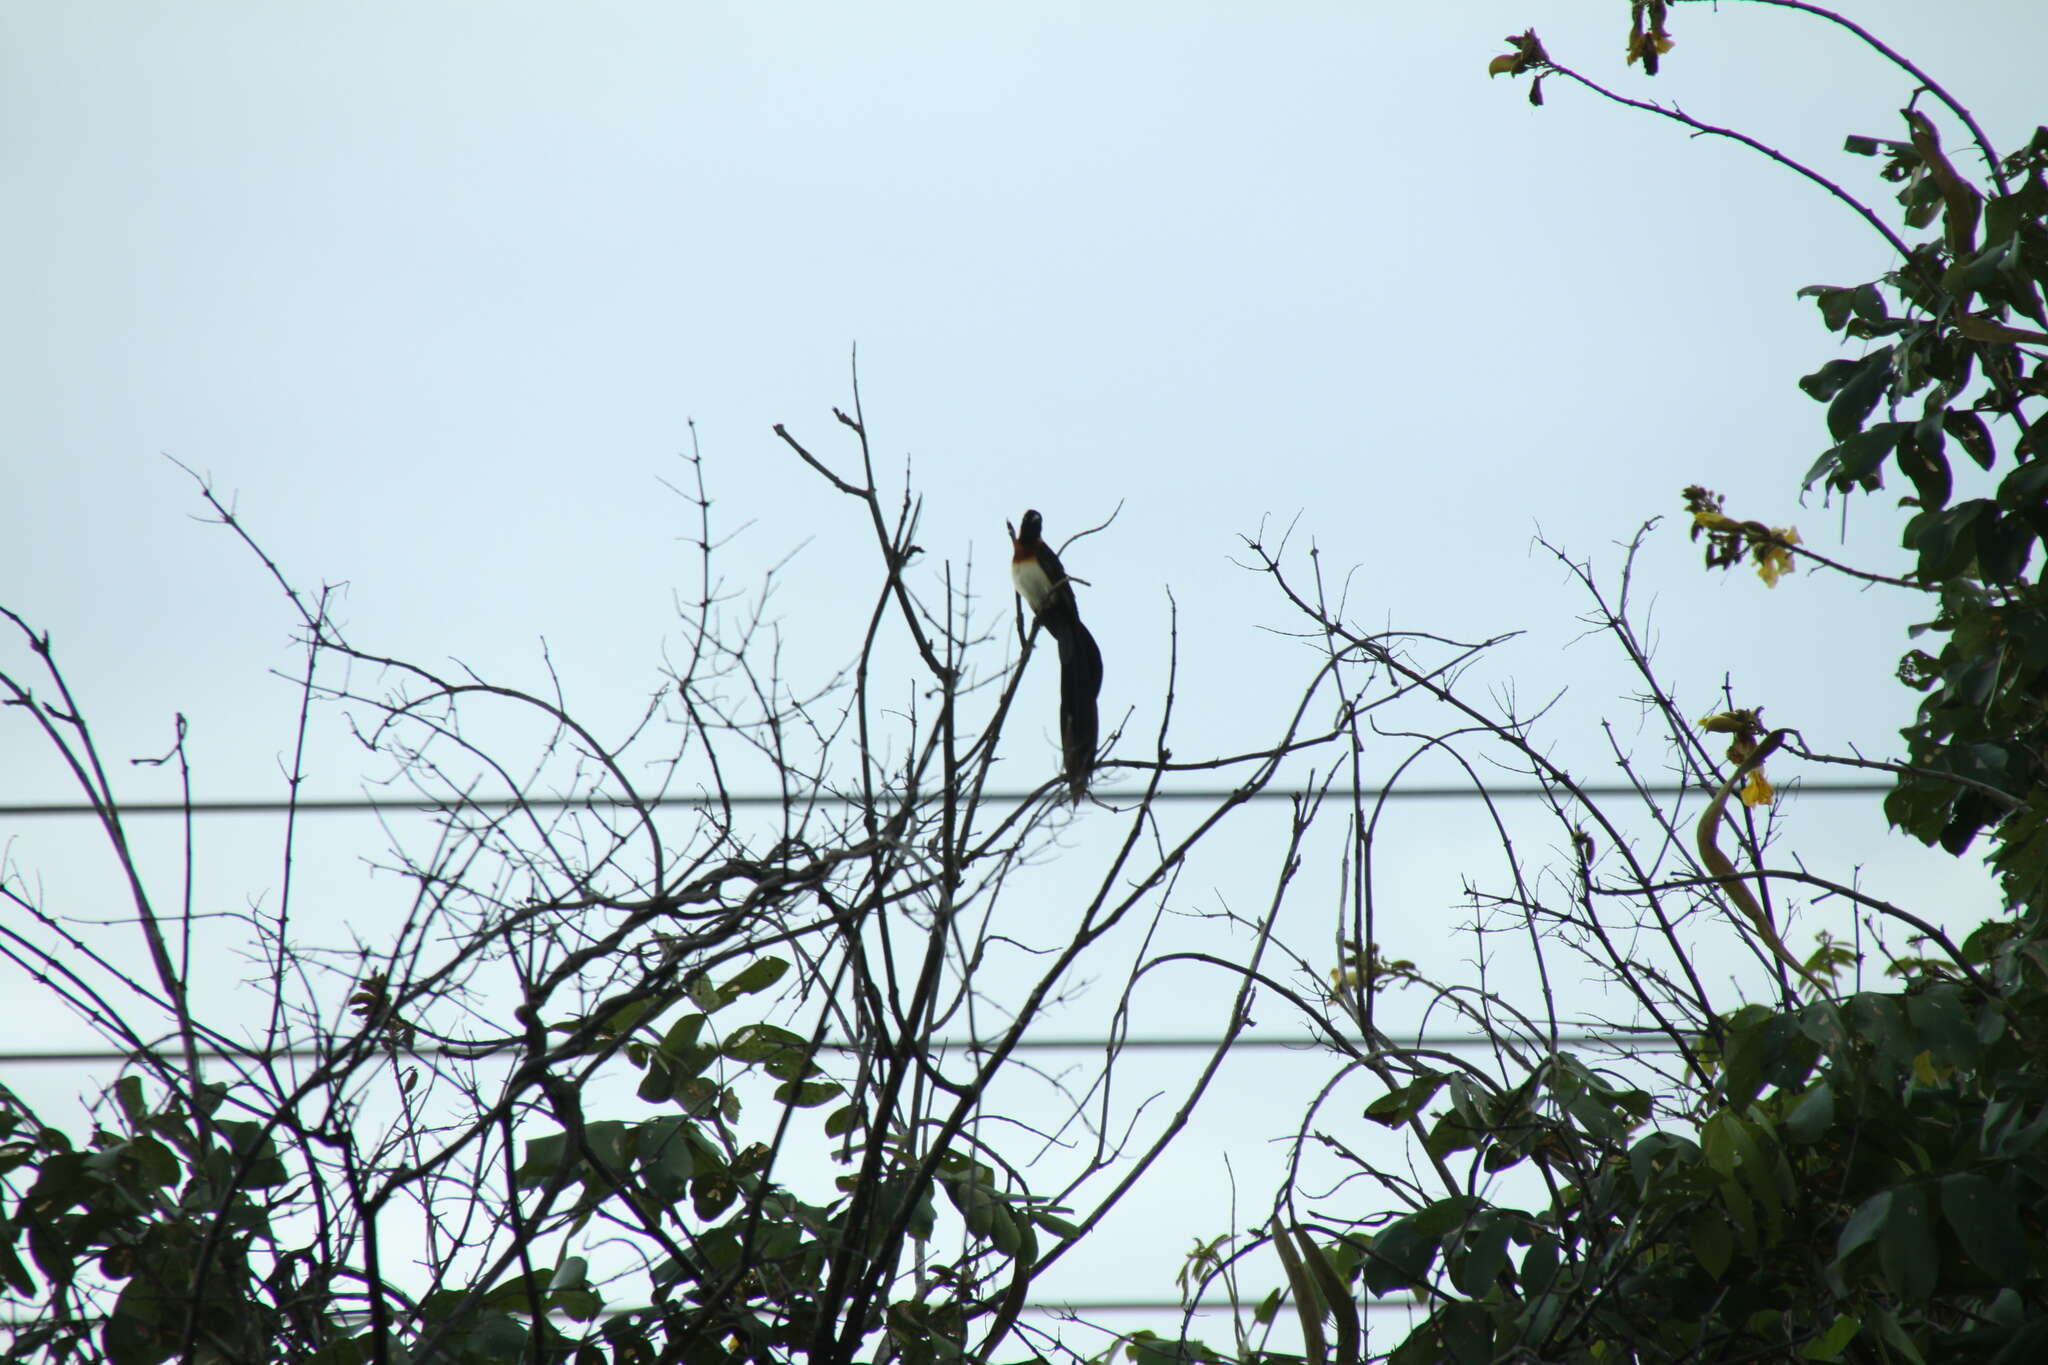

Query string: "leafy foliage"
[2, 422, 1313, 1363]
[1355, 950, 2048, 1365]
[0, 951, 1067, 1365]
[1793, 124, 2048, 887]
[1187, 9, 2048, 1365]
[1493, 12, 2048, 899]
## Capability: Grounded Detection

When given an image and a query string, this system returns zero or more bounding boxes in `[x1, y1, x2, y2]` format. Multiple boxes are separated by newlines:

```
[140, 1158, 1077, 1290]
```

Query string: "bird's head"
[1018, 509, 1044, 543]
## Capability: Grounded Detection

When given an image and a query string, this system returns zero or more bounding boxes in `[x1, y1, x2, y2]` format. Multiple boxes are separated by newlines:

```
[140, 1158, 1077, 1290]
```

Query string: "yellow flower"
[1692, 510, 1740, 532]
[1625, 30, 1675, 66]
[1754, 527, 1799, 588]
[1740, 769, 1774, 808]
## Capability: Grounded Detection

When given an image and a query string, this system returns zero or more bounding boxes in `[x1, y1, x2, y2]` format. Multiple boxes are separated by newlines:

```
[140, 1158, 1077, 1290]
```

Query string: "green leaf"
[1520, 1234, 1559, 1294]
[1905, 985, 1976, 1061]
[470, 1314, 531, 1357]
[657, 1015, 718, 1083]
[305, 1338, 377, 1365]
[905, 1183, 936, 1242]
[1363, 1210, 1447, 1296]
[1939, 1172, 2027, 1282]
[1760, 1019, 1822, 1090]
[1700, 1111, 1739, 1177]
[724, 955, 789, 997]
[1826, 348, 1895, 441]
[1802, 1313, 1861, 1361]
[1448, 1215, 1510, 1295]
[1955, 234, 2020, 292]
[1878, 1183, 1937, 1302]
[1808, 422, 1906, 490]
[2026, 406, 2048, 463]
[1989, 1319, 2048, 1365]
[516, 1132, 570, 1187]
[128, 1135, 180, 1190]
[774, 1079, 843, 1108]
[1798, 285, 1857, 333]
[1906, 502, 1988, 580]
[644, 1128, 696, 1190]
[1962, 919, 2023, 965]
[599, 995, 663, 1035]
[722, 1022, 811, 1071]
[1721, 1015, 1787, 1107]
[1947, 409, 1997, 470]
[1835, 1189, 1892, 1266]
[1868, 1304, 1930, 1365]
[1785, 1081, 1835, 1144]
[104, 1281, 175, 1365]
[1629, 1130, 1698, 1192]
[1422, 1107, 1482, 1160]
[674, 1076, 724, 1118]
[114, 1076, 148, 1129]
[1717, 1113, 1784, 1242]
[824, 1105, 860, 1138]
[952, 1181, 1033, 1259]
[0, 1235, 35, 1297]
[580, 1120, 627, 1174]
[1365, 1073, 1448, 1126]
[1692, 1208, 1735, 1280]
[691, 1173, 736, 1220]
[214, 1120, 286, 1188]
[480, 1270, 548, 1312]
[1899, 425, 1952, 510]
[1125, 1332, 1218, 1365]
[549, 1284, 604, 1323]
[1976, 509, 2034, 584]
[1439, 1302, 1491, 1365]
[636, 1058, 674, 1104]
[658, 1012, 706, 1055]
[2000, 459, 2048, 507]
[693, 957, 791, 1013]
[1798, 356, 1866, 402]
[27, 1219, 69, 1294]
[1903, 172, 1943, 230]
[1031, 1207, 1081, 1239]
[1850, 282, 1888, 323]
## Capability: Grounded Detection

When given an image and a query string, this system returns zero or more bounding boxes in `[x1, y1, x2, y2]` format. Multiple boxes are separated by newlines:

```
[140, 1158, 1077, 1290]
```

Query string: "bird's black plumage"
[1058, 616, 1102, 801]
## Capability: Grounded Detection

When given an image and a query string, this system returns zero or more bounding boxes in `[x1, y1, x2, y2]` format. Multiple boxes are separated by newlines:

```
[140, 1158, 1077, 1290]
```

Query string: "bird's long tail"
[1057, 619, 1102, 802]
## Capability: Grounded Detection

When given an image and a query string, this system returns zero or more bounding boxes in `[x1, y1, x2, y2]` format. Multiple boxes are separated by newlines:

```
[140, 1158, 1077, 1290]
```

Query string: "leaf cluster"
[1363, 936, 2048, 1365]
[0, 1081, 292, 1365]
[1792, 121, 2048, 888]
[1196, 14, 2048, 1365]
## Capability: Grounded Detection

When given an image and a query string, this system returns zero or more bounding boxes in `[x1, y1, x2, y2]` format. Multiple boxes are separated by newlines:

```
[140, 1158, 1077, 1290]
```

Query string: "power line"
[0, 782, 1891, 819]
[0, 1296, 1424, 1334]
[0, 1031, 1680, 1068]
[1018, 1297, 1423, 1315]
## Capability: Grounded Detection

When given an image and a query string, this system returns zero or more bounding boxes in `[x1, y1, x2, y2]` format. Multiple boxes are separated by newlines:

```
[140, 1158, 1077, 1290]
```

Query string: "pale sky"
[4, 0, 2042, 1346]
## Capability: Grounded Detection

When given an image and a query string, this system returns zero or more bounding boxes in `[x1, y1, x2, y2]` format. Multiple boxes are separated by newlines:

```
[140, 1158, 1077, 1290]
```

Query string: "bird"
[1009, 509, 1081, 642]
[1010, 508, 1101, 801]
